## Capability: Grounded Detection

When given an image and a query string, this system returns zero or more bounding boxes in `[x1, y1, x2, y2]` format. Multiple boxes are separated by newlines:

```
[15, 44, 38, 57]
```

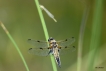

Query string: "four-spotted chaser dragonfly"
[27, 37, 75, 67]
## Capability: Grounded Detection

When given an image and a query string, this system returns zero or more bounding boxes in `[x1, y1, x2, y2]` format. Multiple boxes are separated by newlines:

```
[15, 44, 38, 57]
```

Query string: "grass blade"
[0, 21, 29, 71]
[77, 6, 90, 71]
[87, 0, 103, 71]
[34, 0, 57, 71]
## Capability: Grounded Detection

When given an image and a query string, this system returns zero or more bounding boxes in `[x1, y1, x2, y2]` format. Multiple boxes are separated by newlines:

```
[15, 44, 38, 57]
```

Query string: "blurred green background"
[0, 0, 106, 71]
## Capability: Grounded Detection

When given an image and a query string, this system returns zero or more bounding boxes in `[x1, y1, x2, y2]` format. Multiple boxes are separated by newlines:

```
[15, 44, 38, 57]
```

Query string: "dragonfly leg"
[46, 49, 53, 56]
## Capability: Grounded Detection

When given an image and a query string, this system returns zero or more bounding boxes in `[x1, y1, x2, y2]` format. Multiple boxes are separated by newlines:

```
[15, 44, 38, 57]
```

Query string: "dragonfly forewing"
[27, 39, 48, 48]
[57, 37, 75, 55]
[57, 37, 75, 48]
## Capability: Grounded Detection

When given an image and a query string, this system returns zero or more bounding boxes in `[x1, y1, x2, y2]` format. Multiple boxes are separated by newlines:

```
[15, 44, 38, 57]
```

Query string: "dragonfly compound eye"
[48, 37, 54, 41]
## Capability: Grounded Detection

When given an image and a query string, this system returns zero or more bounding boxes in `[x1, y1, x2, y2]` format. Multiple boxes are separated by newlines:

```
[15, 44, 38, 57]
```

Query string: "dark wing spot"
[40, 48, 43, 50]
[65, 46, 67, 48]
[28, 39, 31, 40]
[29, 48, 32, 50]
[73, 46, 75, 48]
[37, 40, 40, 42]
[72, 37, 74, 38]
[48, 47, 50, 49]
[65, 39, 67, 41]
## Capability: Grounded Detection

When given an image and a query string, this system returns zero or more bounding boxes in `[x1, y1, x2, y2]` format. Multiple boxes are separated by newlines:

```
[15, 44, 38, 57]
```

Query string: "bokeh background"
[0, 0, 106, 71]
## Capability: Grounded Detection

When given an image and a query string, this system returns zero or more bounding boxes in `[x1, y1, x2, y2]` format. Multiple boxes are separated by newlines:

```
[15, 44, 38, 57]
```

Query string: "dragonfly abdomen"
[55, 56, 61, 67]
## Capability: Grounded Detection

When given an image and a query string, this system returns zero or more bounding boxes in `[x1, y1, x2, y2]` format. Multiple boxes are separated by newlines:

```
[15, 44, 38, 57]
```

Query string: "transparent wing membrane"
[27, 37, 75, 56]
[27, 39, 48, 48]
[59, 46, 75, 55]
[57, 37, 75, 48]
[28, 48, 49, 56]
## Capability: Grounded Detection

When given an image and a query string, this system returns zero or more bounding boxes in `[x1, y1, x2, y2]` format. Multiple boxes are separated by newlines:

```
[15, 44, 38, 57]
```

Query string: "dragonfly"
[27, 37, 75, 67]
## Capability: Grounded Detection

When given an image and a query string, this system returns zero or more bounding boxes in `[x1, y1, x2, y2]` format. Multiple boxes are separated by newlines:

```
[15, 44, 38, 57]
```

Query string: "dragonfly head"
[48, 37, 54, 42]
[48, 37, 57, 45]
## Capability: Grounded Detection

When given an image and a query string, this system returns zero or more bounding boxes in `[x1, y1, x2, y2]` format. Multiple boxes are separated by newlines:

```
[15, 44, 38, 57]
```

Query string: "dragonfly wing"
[57, 37, 75, 55]
[27, 39, 48, 48]
[59, 46, 76, 55]
[28, 48, 50, 56]
[57, 37, 75, 48]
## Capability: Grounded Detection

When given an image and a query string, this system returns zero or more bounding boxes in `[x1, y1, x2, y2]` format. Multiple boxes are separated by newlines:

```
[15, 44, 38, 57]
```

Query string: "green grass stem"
[0, 21, 29, 71]
[34, 0, 57, 71]
[77, 6, 90, 71]
[87, 0, 103, 71]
